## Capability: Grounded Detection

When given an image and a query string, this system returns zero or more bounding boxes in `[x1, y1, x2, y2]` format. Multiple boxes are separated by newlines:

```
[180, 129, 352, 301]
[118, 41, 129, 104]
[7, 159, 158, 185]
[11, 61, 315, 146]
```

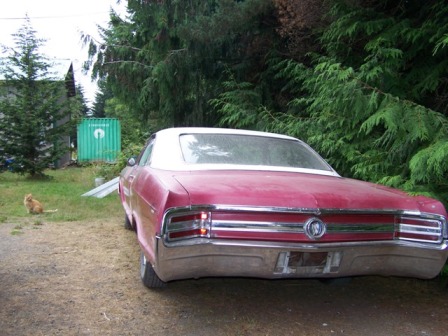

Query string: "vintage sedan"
[119, 127, 448, 288]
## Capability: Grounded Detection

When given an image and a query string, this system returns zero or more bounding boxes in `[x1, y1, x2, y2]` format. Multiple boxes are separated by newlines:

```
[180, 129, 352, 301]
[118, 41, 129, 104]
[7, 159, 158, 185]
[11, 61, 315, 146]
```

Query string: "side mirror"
[127, 156, 137, 167]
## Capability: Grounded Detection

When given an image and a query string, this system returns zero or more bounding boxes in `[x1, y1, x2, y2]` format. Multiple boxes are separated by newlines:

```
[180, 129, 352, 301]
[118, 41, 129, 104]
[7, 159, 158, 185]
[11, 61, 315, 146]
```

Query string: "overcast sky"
[0, 0, 127, 107]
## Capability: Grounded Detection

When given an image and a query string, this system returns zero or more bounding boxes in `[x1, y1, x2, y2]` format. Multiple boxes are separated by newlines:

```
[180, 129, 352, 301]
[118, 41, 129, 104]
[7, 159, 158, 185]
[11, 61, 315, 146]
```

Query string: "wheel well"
[130, 212, 139, 233]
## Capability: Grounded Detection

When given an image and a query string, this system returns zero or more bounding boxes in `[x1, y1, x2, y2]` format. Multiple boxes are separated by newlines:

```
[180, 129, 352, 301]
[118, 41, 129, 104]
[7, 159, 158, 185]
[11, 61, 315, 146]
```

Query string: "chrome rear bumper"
[153, 238, 448, 282]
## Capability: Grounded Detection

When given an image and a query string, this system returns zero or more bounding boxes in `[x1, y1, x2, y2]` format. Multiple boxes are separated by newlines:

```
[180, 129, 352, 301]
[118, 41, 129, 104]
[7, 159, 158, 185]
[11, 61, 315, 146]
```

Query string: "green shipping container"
[77, 118, 121, 163]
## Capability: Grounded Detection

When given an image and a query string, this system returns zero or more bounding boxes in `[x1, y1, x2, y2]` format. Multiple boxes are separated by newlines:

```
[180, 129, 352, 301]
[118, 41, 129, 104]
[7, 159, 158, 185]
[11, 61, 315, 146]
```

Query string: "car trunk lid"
[173, 170, 419, 211]
[167, 171, 445, 244]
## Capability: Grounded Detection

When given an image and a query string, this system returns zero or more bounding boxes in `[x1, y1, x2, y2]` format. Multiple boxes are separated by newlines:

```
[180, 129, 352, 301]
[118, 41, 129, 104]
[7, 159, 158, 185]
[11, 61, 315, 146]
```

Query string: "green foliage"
[104, 97, 151, 146]
[83, 1, 448, 206]
[74, 84, 91, 117]
[211, 1, 448, 205]
[265, 55, 448, 201]
[86, 0, 274, 129]
[0, 18, 80, 177]
[210, 71, 264, 129]
[94, 142, 144, 181]
[92, 95, 150, 179]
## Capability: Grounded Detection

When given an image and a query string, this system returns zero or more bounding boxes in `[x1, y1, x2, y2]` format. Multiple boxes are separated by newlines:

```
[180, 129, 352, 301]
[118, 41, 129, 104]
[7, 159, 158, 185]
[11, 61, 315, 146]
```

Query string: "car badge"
[304, 218, 326, 240]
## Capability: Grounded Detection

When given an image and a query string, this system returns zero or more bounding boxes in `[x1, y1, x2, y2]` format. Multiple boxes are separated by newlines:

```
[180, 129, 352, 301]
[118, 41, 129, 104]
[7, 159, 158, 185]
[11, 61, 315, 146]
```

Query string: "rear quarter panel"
[132, 168, 190, 263]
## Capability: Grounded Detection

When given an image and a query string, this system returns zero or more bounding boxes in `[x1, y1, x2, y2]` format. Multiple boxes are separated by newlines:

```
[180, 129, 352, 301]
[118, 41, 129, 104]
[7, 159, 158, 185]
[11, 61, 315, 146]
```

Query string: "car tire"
[140, 251, 166, 288]
[124, 213, 134, 231]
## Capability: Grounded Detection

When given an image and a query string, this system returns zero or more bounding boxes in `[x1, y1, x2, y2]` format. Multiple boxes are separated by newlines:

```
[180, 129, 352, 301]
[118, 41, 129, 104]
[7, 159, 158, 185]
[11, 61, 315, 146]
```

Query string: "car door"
[122, 136, 155, 220]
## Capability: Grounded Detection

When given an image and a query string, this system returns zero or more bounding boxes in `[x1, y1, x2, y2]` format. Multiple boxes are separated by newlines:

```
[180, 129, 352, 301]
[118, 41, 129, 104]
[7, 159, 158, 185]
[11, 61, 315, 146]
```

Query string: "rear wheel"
[140, 251, 166, 288]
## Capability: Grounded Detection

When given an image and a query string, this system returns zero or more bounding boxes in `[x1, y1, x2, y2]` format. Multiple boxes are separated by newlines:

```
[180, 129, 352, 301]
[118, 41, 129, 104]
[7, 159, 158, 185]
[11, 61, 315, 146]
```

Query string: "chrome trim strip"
[197, 204, 429, 217]
[176, 164, 340, 176]
[397, 237, 443, 244]
[398, 224, 442, 235]
[327, 224, 394, 233]
[162, 204, 447, 240]
[212, 220, 395, 234]
[161, 235, 448, 251]
[213, 220, 305, 233]
[164, 203, 432, 216]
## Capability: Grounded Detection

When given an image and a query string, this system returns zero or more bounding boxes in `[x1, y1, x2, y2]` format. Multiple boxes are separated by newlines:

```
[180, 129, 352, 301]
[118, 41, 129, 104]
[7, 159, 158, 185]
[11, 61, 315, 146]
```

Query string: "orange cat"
[24, 194, 58, 214]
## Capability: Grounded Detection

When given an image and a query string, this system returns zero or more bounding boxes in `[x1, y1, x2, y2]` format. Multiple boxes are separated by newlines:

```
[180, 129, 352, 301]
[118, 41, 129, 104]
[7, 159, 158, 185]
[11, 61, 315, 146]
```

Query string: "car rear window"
[179, 133, 332, 171]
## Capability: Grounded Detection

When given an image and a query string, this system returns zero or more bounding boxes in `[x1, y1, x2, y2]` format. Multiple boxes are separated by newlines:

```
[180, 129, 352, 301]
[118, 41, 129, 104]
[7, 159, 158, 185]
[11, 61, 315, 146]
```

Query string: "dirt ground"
[1, 217, 447, 336]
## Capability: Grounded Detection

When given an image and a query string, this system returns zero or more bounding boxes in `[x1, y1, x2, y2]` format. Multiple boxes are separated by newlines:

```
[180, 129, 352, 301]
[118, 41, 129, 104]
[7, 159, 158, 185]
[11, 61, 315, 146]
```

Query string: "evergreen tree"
[84, 0, 447, 203]
[0, 18, 80, 177]
[91, 79, 113, 118]
[214, 0, 448, 204]
[75, 84, 91, 117]
[85, 0, 274, 129]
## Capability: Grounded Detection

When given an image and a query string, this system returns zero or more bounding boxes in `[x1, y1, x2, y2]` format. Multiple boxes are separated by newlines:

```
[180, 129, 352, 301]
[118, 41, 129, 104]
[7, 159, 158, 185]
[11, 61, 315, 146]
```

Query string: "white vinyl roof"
[149, 127, 339, 176]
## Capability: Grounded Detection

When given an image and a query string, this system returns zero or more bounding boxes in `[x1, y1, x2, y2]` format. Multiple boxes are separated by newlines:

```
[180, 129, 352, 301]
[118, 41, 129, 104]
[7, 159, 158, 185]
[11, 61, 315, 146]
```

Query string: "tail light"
[395, 216, 444, 244]
[165, 211, 211, 241]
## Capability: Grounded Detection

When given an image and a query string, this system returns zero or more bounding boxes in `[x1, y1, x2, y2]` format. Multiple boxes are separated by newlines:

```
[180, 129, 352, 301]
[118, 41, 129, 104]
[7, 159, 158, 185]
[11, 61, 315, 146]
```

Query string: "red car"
[119, 127, 448, 288]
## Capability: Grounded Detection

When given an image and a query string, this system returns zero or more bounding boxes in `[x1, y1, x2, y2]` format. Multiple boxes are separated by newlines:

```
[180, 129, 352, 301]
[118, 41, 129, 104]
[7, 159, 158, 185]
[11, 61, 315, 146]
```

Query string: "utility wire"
[0, 12, 110, 20]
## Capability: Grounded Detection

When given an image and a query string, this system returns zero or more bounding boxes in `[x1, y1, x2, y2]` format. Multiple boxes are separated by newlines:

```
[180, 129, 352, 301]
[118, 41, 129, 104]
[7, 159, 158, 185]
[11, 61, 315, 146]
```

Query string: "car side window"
[138, 138, 155, 166]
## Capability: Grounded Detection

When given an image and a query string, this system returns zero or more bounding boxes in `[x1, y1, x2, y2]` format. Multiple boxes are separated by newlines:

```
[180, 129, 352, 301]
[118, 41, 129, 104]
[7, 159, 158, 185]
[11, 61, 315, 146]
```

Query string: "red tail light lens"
[395, 216, 444, 243]
[165, 211, 211, 241]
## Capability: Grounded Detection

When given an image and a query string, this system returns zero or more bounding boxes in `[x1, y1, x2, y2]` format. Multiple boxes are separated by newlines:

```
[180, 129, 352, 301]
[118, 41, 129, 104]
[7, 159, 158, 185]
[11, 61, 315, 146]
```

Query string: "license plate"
[288, 252, 328, 267]
[275, 251, 342, 275]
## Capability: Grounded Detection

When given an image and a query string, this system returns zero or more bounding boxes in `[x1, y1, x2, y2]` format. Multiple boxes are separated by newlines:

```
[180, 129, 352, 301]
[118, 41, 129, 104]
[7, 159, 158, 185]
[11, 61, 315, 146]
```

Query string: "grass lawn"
[0, 166, 123, 224]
